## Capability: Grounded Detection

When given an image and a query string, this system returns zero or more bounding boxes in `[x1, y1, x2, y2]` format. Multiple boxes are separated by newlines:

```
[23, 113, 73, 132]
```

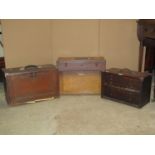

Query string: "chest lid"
[3, 64, 57, 75]
[105, 68, 152, 79]
[57, 57, 106, 64]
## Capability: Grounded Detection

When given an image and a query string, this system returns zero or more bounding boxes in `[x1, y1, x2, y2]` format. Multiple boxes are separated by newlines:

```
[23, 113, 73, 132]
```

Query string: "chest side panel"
[5, 69, 59, 104]
[102, 72, 142, 90]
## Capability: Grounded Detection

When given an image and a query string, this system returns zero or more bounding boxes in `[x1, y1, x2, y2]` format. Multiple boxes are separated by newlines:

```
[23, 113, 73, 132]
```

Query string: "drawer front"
[58, 62, 106, 71]
[102, 85, 141, 106]
[5, 70, 59, 104]
[60, 71, 101, 94]
[102, 72, 142, 90]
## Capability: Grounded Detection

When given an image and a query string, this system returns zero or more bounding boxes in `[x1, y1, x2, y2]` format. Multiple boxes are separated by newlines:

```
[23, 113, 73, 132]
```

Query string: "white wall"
[2, 20, 139, 70]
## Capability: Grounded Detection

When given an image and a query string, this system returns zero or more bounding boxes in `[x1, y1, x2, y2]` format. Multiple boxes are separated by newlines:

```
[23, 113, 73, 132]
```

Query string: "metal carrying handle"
[24, 65, 38, 70]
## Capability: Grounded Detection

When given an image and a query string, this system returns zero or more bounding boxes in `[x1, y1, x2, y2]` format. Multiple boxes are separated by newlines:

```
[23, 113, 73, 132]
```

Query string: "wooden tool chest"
[57, 57, 106, 71]
[57, 57, 106, 95]
[3, 64, 59, 105]
[101, 68, 152, 108]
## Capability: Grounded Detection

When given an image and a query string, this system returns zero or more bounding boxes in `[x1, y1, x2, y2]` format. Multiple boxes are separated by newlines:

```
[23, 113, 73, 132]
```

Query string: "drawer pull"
[118, 73, 123, 76]
[77, 73, 85, 76]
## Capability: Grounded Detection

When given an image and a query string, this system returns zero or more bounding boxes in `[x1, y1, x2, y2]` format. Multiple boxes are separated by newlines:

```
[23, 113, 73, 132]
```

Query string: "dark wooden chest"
[3, 64, 59, 105]
[0, 57, 5, 82]
[101, 68, 152, 108]
[57, 57, 106, 71]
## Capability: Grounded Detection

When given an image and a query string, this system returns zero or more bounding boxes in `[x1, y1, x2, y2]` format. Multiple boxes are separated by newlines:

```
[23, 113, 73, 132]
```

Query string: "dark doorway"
[145, 47, 155, 73]
[0, 23, 5, 83]
[0, 57, 5, 82]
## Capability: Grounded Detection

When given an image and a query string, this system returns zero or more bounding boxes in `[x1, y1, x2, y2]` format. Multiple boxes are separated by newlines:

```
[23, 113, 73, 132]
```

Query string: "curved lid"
[57, 57, 106, 63]
[137, 19, 155, 26]
[106, 68, 152, 78]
